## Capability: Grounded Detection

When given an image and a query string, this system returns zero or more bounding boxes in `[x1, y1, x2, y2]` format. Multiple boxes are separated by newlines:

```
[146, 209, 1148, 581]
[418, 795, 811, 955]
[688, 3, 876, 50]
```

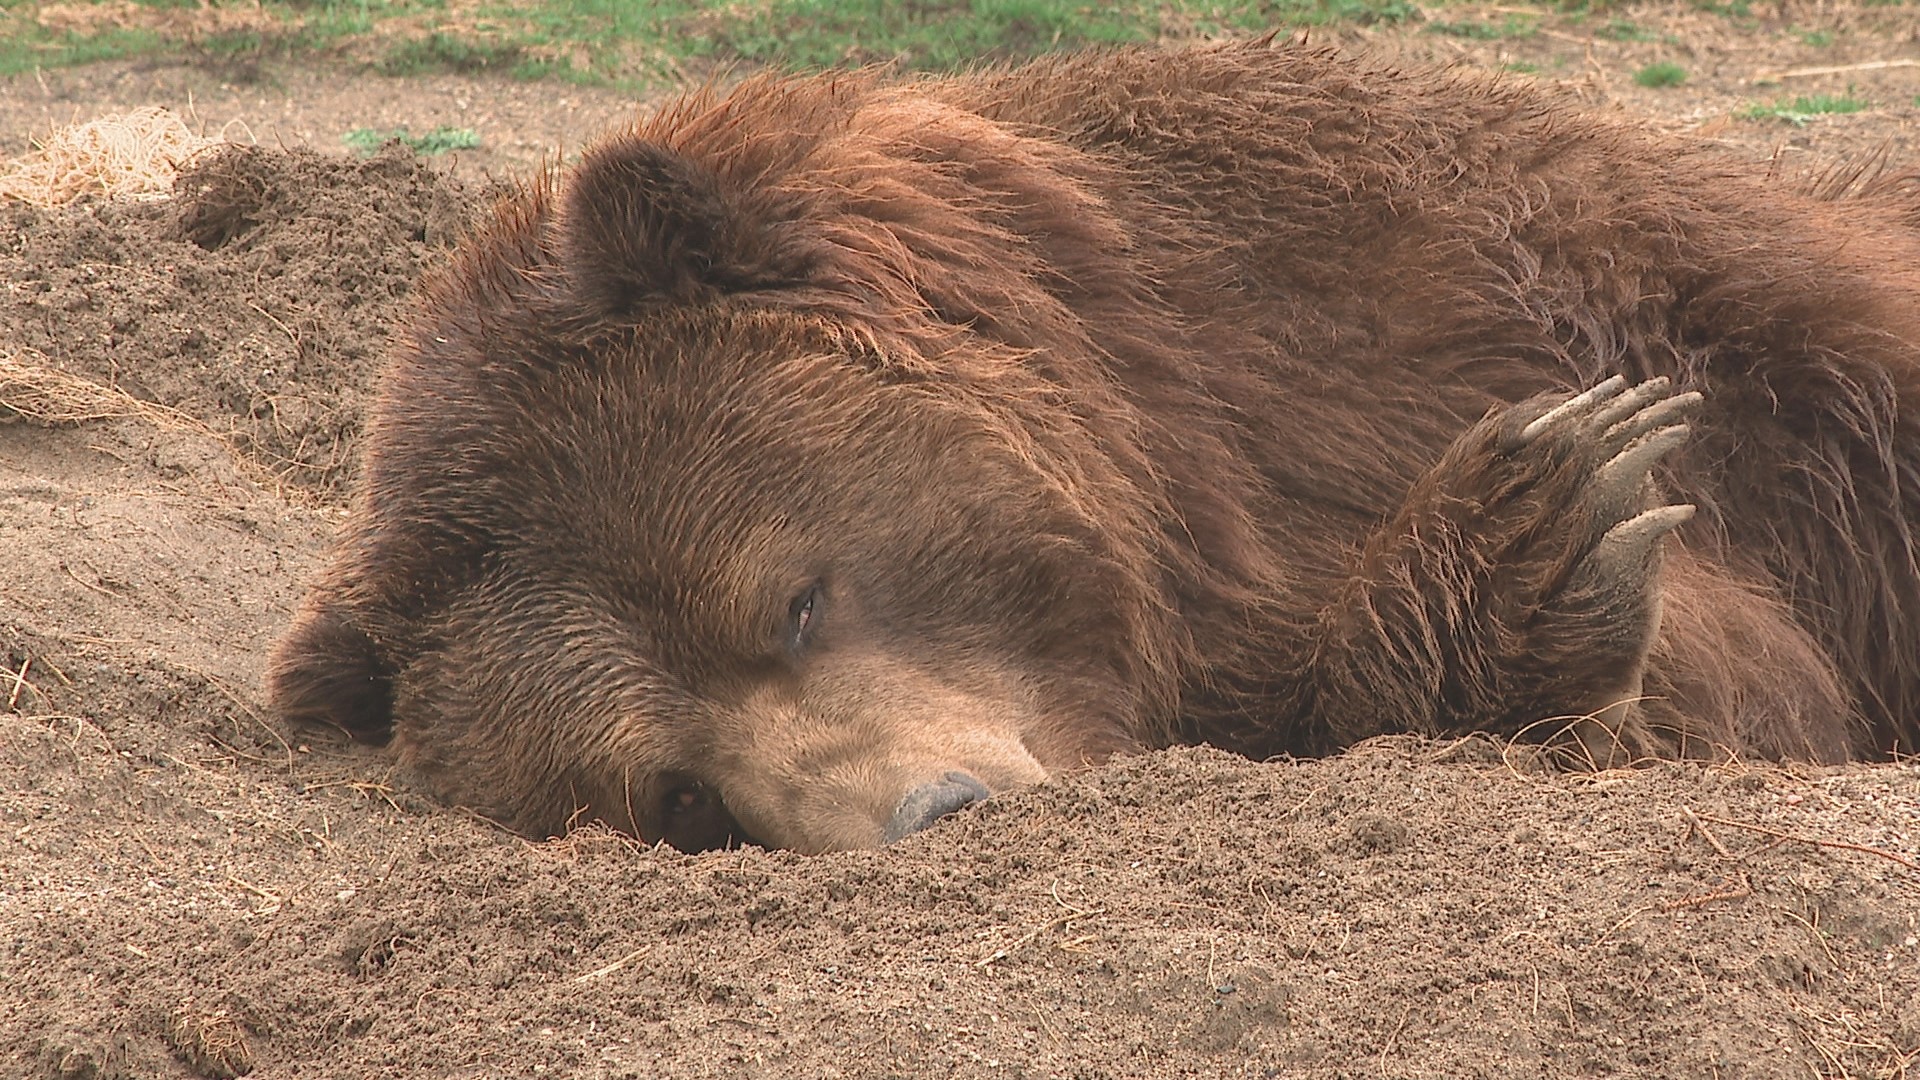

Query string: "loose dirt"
[2, 4, 1917, 1078]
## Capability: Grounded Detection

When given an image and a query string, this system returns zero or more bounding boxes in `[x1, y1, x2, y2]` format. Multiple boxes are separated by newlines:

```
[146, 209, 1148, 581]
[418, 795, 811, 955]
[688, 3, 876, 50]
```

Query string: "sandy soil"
[2, 3, 1918, 1077]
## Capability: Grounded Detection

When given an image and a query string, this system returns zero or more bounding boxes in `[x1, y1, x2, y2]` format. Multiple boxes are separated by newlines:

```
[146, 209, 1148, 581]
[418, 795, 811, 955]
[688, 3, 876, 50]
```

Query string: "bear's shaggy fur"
[271, 40, 1920, 852]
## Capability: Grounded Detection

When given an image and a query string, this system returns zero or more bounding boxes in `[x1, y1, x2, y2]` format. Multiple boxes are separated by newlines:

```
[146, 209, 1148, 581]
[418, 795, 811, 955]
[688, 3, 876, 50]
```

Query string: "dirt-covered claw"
[1588, 376, 1675, 435]
[1507, 377, 1703, 468]
[1586, 503, 1698, 580]
[1515, 374, 1627, 445]
[1498, 376, 1701, 532]
[1602, 389, 1701, 449]
[1593, 423, 1694, 522]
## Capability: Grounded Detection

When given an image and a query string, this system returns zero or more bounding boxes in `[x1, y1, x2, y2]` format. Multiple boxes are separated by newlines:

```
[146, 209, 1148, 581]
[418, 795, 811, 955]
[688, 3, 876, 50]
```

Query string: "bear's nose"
[883, 771, 990, 843]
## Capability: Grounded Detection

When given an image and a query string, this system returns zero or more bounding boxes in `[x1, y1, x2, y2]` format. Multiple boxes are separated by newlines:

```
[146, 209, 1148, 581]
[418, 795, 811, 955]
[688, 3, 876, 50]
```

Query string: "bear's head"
[269, 79, 1186, 852]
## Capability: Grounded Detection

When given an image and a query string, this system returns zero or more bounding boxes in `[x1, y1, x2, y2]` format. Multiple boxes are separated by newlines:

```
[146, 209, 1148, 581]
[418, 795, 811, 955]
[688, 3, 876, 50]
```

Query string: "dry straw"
[0, 106, 217, 207]
[0, 347, 300, 497]
[0, 347, 211, 433]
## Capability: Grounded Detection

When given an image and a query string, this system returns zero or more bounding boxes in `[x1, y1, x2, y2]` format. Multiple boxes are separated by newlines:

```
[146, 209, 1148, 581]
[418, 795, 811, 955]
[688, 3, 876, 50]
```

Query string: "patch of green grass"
[1272, 0, 1421, 28]
[1428, 18, 1500, 38]
[692, 0, 1415, 73]
[376, 32, 523, 76]
[187, 25, 355, 69]
[1633, 61, 1686, 87]
[196, 29, 272, 58]
[1313, 0, 1420, 24]
[1737, 93, 1871, 125]
[1596, 18, 1656, 40]
[481, 0, 705, 85]
[343, 125, 482, 155]
[1500, 60, 1540, 74]
[1427, 13, 1538, 39]
[0, 25, 165, 76]
[1691, 0, 1752, 17]
[1797, 28, 1835, 46]
[694, 0, 1144, 70]
[0, 0, 376, 78]
[0, 0, 1409, 87]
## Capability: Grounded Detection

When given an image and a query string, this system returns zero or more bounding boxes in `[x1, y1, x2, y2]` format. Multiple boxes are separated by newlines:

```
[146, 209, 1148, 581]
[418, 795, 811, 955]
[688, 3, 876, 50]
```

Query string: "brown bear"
[269, 39, 1920, 853]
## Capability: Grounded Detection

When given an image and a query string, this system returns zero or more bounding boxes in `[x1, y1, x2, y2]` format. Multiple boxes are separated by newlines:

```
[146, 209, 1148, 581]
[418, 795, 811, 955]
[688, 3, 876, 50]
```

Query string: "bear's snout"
[883, 771, 990, 843]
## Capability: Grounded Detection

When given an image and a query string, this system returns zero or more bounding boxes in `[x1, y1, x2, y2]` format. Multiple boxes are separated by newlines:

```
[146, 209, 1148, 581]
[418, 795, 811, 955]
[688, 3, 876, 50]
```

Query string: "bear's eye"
[787, 583, 821, 650]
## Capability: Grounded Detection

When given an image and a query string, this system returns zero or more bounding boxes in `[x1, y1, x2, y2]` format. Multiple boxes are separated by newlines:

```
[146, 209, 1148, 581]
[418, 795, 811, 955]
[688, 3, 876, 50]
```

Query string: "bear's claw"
[1505, 376, 1701, 537]
[1588, 503, 1698, 582]
[1594, 422, 1694, 524]
[1515, 374, 1628, 444]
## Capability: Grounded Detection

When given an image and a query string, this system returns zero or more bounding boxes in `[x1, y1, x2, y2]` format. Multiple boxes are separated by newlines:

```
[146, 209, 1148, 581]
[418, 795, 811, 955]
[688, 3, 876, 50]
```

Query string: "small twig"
[1660, 872, 1752, 912]
[205, 733, 277, 767]
[1780, 908, 1840, 971]
[1754, 58, 1919, 82]
[33, 652, 71, 686]
[61, 562, 119, 600]
[1049, 879, 1095, 917]
[304, 778, 405, 813]
[574, 945, 650, 982]
[1278, 784, 1327, 820]
[227, 876, 280, 900]
[5, 656, 32, 710]
[1379, 1007, 1413, 1074]
[159, 751, 217, 775]
[1692, 812, 1919, 874]
[227, 875, 284, 915]
[1681, 807, 1734, 858]
[976, 906, 1109, 969]
[246, 302, 301, 349]
[1801, 1024, 1850, 1076]
[1597, 904, 1659, 943]
[1027, 997, 1064, 1044]
[23, 714, 104, 748]
[59, 633, 134, 647]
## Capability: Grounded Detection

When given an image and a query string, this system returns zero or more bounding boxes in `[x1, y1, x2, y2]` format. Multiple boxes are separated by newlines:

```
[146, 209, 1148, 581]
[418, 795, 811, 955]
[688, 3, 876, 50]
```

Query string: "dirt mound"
[1, 141, 1916, 1079]
[6, 717, 1917, 1078]
[1, 142, 488, 501]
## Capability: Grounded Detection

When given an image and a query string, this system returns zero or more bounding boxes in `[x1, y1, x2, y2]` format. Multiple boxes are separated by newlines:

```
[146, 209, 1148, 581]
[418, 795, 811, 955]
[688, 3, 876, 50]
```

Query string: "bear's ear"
[267, 598, 395, 745]
[558, 135, 805, 317]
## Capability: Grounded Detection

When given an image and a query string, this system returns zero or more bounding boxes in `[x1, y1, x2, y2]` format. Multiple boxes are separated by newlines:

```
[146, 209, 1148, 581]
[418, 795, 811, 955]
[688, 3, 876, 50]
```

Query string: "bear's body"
[271, 42, 1920, 852]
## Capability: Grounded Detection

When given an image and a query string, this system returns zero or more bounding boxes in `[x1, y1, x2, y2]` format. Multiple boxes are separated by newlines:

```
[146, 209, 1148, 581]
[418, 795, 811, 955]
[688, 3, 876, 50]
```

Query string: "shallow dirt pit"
[4, 9, 1920, 1077]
